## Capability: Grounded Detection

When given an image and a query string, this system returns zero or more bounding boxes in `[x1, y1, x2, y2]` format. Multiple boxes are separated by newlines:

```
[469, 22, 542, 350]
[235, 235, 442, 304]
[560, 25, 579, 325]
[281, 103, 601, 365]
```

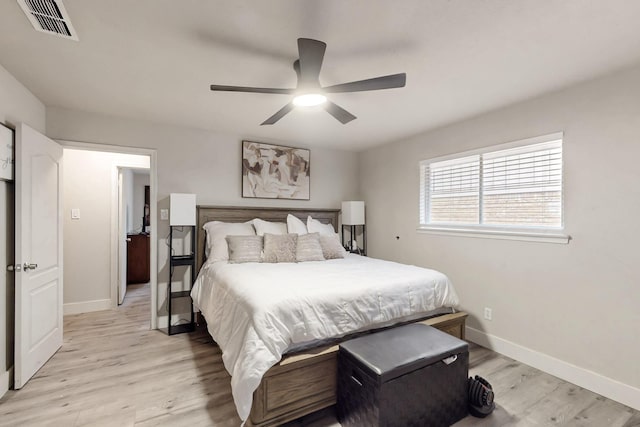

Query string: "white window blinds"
[420, 135, 563, 230]
[421, 155, 480, 225]
[482, 141, 562, 227]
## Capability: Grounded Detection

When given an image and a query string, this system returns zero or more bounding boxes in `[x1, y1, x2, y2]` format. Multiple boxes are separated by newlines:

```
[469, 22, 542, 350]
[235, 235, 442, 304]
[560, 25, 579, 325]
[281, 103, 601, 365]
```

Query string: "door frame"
[57, 140, 159, 329]
[118, 169, 125, 305]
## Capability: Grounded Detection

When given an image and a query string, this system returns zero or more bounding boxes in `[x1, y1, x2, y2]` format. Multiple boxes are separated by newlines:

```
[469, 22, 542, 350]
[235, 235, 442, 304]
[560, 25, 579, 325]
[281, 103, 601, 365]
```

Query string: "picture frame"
[242, 140, 310, 200]
[0, 123, 13, 182]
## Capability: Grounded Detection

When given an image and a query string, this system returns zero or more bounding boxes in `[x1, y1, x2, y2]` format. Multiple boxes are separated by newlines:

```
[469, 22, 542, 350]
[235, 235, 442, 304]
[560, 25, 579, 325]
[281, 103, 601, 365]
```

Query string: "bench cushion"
[339, 323, 468, 384]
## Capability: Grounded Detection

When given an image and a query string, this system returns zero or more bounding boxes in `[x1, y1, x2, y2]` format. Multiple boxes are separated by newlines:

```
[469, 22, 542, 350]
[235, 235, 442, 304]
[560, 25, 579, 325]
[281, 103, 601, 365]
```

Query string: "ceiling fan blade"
[297, 38, 326, 87]
[323, 73, 406, 93]
[260, 103, 295, 125]
[324, 101, 357, 124]
[210, 84, 295, 95]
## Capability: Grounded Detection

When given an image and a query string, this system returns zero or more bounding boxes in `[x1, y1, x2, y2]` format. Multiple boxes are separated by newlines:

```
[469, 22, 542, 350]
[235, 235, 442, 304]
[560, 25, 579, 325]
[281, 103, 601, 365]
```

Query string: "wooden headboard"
[196, 205, 340, 272]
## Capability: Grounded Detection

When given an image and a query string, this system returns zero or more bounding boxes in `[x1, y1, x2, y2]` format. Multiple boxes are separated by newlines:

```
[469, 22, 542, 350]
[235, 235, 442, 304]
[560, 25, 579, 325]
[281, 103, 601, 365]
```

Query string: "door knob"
[23, 263, 38, 271]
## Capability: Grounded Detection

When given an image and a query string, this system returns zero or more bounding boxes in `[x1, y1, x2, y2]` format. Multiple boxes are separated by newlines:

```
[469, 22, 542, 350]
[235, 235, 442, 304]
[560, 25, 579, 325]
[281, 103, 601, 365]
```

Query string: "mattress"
[191, 254, 459, 423]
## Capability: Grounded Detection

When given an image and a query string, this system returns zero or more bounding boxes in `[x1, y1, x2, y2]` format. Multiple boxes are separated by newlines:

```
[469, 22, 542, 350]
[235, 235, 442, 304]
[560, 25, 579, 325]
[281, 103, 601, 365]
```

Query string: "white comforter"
[191, 254, 459, 422]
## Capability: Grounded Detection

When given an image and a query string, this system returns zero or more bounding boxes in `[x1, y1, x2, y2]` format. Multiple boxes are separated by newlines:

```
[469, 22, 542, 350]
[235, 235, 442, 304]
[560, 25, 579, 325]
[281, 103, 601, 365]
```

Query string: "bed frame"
[195, 205, 468, 427]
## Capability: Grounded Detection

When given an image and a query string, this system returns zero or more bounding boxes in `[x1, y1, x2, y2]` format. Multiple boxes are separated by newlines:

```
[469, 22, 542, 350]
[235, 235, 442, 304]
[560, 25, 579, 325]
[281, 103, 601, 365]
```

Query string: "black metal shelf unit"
[167, 225, 196, 335]
[342, 224, 366, 256]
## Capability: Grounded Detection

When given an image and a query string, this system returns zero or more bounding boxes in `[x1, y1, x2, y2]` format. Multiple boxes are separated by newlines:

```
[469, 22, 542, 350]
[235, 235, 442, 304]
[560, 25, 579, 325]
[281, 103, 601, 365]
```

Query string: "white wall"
[0, 63, 46, 398]
[62, 149, 149, 314]
[359, 62, 640, 409]
[46, 109, 360, 326]
[121, 169, 134, 234]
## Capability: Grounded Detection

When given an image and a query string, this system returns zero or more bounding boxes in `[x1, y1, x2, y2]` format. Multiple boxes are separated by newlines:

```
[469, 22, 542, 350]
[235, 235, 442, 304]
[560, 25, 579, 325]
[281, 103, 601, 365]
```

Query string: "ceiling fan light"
[293, 93, 327, 107]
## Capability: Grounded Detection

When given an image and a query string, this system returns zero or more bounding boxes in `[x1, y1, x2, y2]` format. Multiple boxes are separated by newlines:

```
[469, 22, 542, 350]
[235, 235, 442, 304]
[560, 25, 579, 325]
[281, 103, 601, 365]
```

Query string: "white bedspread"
[191, 254, 459, 422]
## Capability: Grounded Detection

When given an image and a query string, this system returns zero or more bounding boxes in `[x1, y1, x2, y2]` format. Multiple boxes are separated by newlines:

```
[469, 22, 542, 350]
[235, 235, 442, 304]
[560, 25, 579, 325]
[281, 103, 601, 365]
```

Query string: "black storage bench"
[337, 323, 468, 427]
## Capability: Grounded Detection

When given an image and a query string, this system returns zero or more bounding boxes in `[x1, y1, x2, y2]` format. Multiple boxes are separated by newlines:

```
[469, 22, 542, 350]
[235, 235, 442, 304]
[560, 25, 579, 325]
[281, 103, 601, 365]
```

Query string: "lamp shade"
[170, 193, 196, 226]
[342, 201, 365, 225]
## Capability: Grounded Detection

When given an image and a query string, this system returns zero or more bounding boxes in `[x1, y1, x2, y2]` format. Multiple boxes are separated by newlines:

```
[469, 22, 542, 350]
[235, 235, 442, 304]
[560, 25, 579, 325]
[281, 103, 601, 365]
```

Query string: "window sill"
[417, 226, 571, 244]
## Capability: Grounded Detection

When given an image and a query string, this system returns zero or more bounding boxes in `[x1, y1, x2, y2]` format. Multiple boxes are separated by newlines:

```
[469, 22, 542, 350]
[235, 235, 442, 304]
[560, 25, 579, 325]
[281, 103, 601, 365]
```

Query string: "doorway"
[118, 168, 150, 305]
[60, 142, 158, 328]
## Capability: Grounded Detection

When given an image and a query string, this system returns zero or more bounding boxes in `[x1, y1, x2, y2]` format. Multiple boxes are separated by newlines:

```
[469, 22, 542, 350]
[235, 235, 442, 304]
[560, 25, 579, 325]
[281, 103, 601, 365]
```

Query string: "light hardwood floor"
[1, 283, 637, 427]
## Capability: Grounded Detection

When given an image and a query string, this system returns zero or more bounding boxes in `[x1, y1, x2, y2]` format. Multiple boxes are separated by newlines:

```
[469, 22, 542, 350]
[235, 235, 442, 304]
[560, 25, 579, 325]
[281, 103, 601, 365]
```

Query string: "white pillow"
[252, 218, 287, 236]
[286, 214, 308, 235]
[306, 216, 336, 235]
[203, 221, 256, 262]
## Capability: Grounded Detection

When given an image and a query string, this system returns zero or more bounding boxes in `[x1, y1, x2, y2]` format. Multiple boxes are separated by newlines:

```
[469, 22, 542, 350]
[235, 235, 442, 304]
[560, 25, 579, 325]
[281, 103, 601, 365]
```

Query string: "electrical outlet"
[484, 307, 493, 321]
[160, 209, 169, 220]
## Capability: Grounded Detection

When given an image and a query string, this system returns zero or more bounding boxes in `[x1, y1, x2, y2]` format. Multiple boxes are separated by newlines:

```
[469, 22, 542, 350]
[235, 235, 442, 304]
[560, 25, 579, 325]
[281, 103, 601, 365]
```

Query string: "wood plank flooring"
[1, 283, 637, 426]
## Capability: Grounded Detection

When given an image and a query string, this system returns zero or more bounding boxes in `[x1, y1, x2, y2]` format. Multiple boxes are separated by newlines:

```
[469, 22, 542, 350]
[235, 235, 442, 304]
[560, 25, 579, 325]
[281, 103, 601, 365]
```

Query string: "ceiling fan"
[210, 38, 407, 125]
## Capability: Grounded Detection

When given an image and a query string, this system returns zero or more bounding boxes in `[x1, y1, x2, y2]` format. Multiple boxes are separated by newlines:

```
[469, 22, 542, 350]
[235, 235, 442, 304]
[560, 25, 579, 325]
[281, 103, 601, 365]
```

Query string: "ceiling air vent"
[17, 0, 78, 41]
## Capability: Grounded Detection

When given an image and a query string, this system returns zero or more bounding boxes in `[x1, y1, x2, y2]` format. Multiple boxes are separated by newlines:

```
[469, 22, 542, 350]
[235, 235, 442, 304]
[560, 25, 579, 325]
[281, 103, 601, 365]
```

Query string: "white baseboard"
[63, 299, 112, 315]
[466, 326, 640, 411]
[0, 367, 11, 399]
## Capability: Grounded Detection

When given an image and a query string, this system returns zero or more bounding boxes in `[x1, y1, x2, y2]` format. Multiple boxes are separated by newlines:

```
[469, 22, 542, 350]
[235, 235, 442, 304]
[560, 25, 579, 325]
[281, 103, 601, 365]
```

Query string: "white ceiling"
[1, 1, 640, 151]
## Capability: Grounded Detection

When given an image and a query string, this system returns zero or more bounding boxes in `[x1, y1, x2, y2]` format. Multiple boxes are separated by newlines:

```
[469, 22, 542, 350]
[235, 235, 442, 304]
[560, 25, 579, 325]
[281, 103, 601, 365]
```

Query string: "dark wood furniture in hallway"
[127, 233, 150, 284]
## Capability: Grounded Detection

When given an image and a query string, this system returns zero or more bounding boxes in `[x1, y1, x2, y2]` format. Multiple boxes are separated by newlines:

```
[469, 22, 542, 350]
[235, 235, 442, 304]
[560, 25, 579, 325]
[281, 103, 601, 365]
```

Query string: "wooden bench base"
[247, 312, 468, 427]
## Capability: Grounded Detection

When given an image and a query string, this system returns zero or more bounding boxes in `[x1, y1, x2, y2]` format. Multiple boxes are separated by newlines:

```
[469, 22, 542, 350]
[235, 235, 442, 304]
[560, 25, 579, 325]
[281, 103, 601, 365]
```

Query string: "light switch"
[160, 209, 169, 220]
[71, 208, 80, 219]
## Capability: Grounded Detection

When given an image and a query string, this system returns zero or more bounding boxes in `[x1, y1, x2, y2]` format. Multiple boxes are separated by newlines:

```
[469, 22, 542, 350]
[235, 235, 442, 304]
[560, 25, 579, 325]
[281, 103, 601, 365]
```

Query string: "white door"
[118, 170, 127, 304]
[14, 123, 63, 389]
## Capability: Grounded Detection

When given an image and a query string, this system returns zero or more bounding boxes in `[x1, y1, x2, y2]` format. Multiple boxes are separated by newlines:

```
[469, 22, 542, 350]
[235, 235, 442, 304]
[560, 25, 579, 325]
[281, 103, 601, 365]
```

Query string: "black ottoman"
[337, 323, 468, 427]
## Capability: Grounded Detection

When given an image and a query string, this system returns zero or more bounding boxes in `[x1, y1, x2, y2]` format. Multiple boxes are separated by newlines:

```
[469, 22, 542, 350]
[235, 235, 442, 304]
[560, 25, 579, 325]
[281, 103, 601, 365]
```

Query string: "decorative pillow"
[296, 233, 325, 262]
[203, 221, 256, 262]
[306, 216, 336, 235]
[286, 214, 308, 235]
[263, 233, 298, 263]
[319, 234, 347, 259]
[252, 218, 287, 236]
[226, 235, 263, 264]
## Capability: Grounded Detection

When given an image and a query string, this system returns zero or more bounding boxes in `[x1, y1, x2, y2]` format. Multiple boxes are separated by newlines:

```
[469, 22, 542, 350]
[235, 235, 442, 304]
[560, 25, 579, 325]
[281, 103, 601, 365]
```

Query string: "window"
[419, 133, 568, 243]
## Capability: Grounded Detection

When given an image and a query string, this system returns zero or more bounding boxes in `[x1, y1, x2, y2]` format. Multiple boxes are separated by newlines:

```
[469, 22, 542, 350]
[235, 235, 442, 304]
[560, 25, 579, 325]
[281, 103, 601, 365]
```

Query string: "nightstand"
[342, 223, 366, 256]
[167, 225, 195, 335]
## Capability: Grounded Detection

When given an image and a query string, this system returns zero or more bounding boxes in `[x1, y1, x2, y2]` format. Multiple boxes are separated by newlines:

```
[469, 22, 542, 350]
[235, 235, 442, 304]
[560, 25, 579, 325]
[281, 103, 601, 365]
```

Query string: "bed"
[192, 206, 468, 427]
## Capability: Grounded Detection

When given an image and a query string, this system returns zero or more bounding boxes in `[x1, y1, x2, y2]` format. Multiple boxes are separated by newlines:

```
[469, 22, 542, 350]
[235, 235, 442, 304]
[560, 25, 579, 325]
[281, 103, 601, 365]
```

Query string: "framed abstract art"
[242, 140, 310, 200]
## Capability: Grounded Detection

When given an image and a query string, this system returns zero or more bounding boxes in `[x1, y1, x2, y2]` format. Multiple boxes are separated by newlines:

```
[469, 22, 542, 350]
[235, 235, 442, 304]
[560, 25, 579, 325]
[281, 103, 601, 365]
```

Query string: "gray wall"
[0, 63, 46, 398]
[359, 63, 640, 404]
[47, 107, 360, 208]
[46, 108, 360, 325]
